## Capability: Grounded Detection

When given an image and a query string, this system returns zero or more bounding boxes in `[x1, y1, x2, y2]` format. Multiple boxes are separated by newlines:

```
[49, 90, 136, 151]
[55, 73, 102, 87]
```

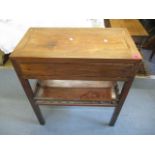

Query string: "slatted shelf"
[34, 80, 118, 106]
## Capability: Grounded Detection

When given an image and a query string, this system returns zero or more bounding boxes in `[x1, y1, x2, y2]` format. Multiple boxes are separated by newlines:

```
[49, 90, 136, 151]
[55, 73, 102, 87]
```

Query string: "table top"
[11, 28, 142, 61]
[109, 19, 149, 37]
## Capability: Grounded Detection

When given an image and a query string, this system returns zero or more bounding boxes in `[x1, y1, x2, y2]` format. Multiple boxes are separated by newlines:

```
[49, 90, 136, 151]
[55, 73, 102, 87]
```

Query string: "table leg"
[11, 61, 45, 125]
[149, 49, 155, 61]
[19, 78, 45, 125]
[109, 78, 134, 126]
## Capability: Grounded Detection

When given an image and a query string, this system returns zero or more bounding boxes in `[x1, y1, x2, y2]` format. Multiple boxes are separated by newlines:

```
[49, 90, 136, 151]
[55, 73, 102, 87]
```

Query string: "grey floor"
[0, 69, 155, 135]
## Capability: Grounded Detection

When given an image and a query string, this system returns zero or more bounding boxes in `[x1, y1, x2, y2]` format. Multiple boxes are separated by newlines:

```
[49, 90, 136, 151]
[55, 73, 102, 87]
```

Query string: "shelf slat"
[35, 100, 118, 107]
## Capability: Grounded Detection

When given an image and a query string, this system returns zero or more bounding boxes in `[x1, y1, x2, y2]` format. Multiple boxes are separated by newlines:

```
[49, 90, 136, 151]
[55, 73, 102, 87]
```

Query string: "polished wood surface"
[11, 28, 142, 126]
[109, 19, 149, 37]
[11, 28, 142, 60]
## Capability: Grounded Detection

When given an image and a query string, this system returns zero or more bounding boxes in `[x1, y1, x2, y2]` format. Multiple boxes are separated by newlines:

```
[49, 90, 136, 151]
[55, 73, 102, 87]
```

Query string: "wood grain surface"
[11, 28, 142, 60]
[109, 19, 149, 37]
[35, 80, 116, 102]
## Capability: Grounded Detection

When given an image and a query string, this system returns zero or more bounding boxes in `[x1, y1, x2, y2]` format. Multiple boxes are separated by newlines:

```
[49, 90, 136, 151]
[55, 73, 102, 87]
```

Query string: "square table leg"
[109, 78, 134, 126]
[12, 60, 45, 125]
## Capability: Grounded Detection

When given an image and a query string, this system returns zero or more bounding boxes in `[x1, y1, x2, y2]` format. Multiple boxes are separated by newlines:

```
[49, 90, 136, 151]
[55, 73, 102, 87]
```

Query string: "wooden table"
[105, 19, 149, 46]
[10, 28, 142, 126]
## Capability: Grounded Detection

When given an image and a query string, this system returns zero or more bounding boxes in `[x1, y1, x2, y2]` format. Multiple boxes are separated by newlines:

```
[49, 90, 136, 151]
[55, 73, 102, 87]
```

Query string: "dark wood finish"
[142, 35, 155, 61]
[0, 50, 10, 65]
[36, 100, 118, 107]
[3, 53, 10, 64]
[11, 60, 45, 125]
[10, 28, 142, 126]
[104, 19, 111, 28]
[109, 78, 134, 126]
[149, 49, 155, 61]
[18, 61, 136, 81]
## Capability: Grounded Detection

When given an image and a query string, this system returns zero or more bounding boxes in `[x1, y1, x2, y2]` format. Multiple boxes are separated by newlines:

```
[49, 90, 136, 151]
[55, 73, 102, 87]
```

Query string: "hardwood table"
[105, 19, 149, 47]
[10, 28, 142, 126]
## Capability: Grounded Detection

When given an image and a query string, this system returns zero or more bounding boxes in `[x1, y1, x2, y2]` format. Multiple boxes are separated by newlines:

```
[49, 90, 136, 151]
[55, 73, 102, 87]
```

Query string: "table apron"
[17, 62, 137, 81]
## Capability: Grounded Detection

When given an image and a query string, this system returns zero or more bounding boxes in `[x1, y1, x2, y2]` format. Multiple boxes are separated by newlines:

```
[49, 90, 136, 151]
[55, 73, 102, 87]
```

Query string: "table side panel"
[14, 60, 139, 81]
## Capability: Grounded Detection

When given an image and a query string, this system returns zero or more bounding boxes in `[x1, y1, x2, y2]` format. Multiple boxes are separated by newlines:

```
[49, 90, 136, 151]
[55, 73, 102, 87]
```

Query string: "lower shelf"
[34, 80, 118, 106]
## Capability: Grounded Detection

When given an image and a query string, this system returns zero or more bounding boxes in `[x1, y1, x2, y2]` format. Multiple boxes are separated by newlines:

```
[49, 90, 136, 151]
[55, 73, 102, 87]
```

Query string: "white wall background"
[0, 0, 154, 20]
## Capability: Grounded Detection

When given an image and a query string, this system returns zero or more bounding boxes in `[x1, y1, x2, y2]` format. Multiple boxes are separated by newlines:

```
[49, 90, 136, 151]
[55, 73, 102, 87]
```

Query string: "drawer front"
[19, 62, 136, 80]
